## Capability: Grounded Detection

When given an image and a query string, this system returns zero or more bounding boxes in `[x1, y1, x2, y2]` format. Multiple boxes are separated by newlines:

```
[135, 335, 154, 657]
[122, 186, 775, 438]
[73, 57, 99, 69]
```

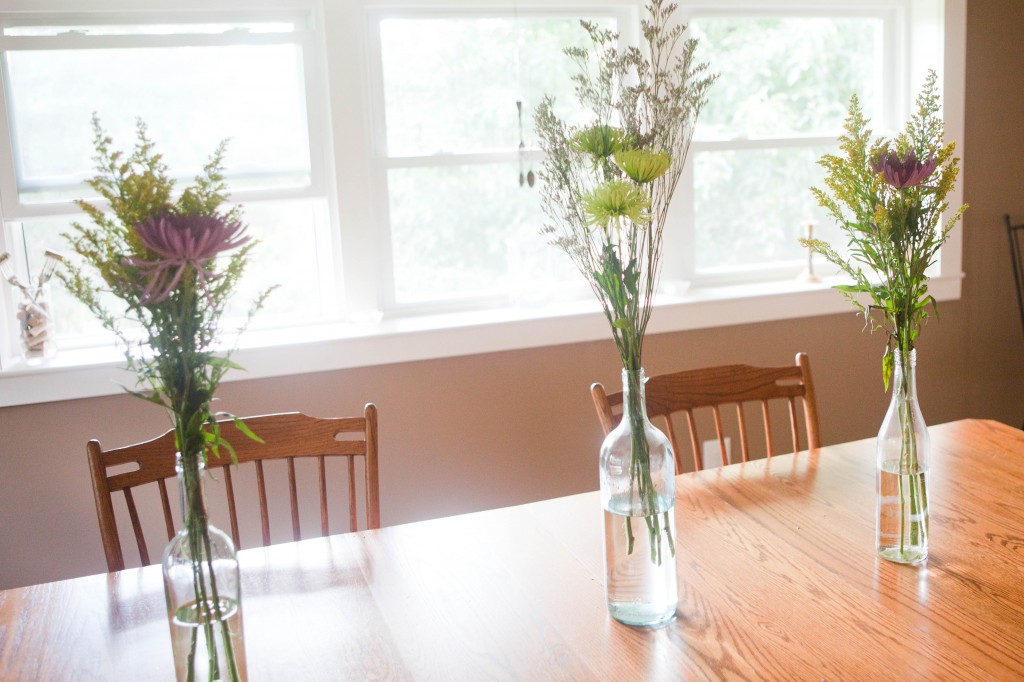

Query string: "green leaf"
[230, 415, 265, 444]
[215, 437, 239, 465]
[208, 356, 245, 371]
[833, 284, 869, 294]
[882, 346, 894, 392]
[123, 387, 168, 407]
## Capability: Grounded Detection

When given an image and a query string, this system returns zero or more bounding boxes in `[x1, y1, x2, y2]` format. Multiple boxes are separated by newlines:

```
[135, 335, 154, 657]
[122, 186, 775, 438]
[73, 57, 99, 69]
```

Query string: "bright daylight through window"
[688, 15, 884, 279]
[0, 0, 963, 405]
[0, 11, 332, 349]
[373, 12, 625, 310]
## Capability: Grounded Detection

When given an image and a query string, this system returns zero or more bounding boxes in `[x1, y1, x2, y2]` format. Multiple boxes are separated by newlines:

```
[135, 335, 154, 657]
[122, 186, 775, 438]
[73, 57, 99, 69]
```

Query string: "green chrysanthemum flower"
[614, 149, 672, 184]
[570, 125, 631, 160]
[582, 180, 652, 229]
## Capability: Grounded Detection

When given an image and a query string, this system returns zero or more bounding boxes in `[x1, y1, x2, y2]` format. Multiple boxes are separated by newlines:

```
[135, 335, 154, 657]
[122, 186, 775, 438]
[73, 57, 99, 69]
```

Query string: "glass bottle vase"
[163, 453, 247, 681]
[876, 349, 930, 565]
[16, 282, 56, 362]
[599, 368, 678, 627]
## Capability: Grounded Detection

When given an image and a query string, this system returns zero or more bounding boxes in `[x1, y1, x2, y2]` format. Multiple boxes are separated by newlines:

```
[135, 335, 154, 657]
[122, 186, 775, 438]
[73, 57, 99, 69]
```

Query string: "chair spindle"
[157, 479, 175, 540]
[287, 457, 301, 542]
[256, 460, 271, 545]
[347, 457, 358, 533]
[710, 405, 727, 464]
[787, 397, 801, 453]
[223, 466, 242, 548]
[318, 455, 329, 536]
[124, 489, 149, 566]
[761, 399, 774, 456]
[660, 416, 683, 473]
[685, 409, 702, 471]
[735, 404, 750, 462]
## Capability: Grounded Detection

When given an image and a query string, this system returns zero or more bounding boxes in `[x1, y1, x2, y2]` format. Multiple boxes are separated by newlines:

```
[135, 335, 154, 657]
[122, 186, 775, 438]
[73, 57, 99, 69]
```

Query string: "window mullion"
[326, 0, 384, 319]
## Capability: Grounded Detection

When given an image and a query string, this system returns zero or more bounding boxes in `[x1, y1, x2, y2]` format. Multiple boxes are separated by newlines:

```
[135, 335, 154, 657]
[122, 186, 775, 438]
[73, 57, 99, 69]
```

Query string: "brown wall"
[2, 0, 1022, 591]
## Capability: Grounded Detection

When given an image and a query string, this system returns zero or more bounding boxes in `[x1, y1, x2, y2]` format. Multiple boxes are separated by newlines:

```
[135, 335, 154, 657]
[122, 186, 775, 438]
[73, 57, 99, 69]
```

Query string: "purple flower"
[125, 214, 251, 305]
[871, 150, 937, 189]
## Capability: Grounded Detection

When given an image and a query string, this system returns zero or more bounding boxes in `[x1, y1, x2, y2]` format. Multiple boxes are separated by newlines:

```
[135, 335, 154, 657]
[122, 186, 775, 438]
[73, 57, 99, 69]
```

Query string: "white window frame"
[0, 0, 965, 407]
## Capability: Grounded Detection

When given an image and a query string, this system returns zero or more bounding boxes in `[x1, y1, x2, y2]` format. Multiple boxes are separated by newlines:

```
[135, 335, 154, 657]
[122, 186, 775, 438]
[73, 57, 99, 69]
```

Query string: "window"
[0, 0, 965, 405]
[0, 7, 335, 351]
[363, 1, 960, 304]
[688, 14, 885, 278]
[669, 1, 952, 286]
[367, 9, 632, 312]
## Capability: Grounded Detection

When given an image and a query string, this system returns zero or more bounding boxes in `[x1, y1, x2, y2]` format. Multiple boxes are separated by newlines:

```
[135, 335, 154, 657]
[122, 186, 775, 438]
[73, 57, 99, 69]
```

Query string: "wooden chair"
[87, 406, 379, 572]
[591, 353, 820, 472]
[1005, 214, 1024, 338]
[1005, 215, 1024, 429]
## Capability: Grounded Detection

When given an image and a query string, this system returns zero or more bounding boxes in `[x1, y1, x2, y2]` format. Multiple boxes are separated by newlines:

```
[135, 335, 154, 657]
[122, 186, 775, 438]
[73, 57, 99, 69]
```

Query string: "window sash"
[668, 1, 955, 285]
[0, 8, 326, 221]
[0, 3, 339, 358]
[366, 5, 636, 312]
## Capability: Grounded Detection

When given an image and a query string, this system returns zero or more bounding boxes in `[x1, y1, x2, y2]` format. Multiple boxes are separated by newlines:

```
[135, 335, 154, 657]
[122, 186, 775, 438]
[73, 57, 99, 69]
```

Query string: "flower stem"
[180, 453, 240, 682]
[623, 369, 674, 564]
[893, 347, 926, 561]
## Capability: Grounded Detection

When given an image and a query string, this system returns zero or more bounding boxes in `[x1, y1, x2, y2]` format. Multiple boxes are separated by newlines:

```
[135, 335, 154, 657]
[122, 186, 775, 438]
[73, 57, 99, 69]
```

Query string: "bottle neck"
[620, 368, 648, 421]
[176, 452, 208, 525]
[892, 348, 918, 399]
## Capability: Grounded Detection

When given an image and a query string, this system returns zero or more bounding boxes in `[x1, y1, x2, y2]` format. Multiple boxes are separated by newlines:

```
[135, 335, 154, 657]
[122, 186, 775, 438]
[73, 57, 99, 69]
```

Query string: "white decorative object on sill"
[2, 250, 63, 364]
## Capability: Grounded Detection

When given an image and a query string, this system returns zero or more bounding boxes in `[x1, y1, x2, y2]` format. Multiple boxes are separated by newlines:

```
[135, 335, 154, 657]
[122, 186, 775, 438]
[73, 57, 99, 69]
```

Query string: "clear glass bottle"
[600, 368, 678, 627]
[876, 349, 929, 564]
[163, 453, 246, 681]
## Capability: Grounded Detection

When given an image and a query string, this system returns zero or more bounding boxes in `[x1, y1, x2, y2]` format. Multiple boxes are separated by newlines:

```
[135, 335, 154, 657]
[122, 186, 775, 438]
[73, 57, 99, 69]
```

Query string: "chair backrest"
[1005, 214, 1024, 337]
[591, 353, 819, 472]
[87, 406, 379, 572]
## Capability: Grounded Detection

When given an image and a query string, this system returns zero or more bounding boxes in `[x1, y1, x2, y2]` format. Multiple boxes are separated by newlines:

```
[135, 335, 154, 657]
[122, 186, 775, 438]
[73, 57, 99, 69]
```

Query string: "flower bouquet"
[535, 0, 714, 624]
[802, 70, 966, 563]
[61, 117, 272, 679]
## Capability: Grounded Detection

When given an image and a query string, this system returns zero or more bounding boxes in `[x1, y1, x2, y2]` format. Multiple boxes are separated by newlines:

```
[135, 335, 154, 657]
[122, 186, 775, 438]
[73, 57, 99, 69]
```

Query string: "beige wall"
[2, 0, 1023, 591]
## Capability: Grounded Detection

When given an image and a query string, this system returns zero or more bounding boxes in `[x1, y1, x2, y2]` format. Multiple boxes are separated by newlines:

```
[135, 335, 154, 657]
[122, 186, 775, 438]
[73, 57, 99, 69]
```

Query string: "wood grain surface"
[1, 419, 1022, 680]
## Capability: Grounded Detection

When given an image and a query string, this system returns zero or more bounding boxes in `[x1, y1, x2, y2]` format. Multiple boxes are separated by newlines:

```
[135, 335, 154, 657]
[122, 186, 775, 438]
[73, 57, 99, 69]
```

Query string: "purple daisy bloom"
[871, 149, 937, 189]
[125, 214, 251, 305]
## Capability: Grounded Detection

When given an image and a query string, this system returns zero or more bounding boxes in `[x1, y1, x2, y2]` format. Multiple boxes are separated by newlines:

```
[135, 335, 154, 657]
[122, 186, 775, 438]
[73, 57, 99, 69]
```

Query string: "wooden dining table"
[1, 418, 1022, 680]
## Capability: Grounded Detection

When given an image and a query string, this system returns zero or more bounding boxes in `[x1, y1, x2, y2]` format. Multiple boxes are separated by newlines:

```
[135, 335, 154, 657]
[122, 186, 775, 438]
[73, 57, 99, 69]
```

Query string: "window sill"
[0, 273, 963, 408]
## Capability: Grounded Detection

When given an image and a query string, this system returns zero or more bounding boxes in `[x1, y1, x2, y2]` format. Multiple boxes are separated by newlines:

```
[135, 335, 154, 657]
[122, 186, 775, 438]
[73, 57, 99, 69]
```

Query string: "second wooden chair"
[591, 354, 819, 472]
[87, 406, 379, 572]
